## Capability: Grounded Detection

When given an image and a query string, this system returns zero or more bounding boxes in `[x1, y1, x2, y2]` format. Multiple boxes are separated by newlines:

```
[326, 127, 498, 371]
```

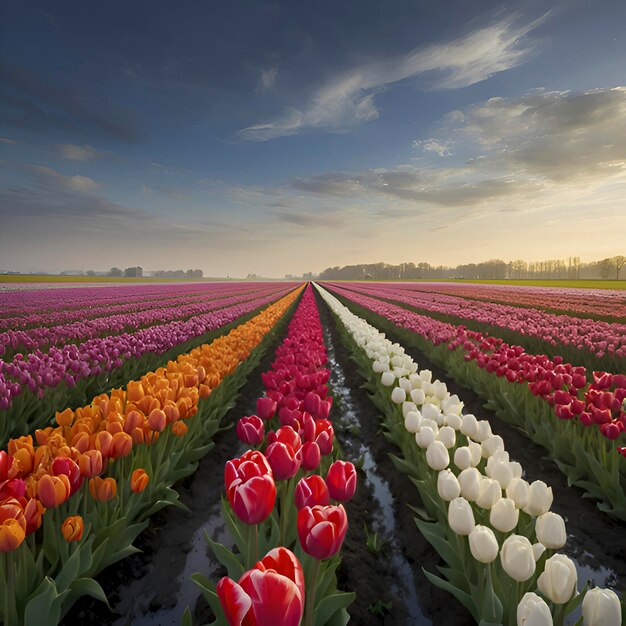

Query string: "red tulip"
[225, 451, 276, 525]
[601, 422, 621, 440]
[314, 419, 334, 455]
[297, 504, 348, 560]
[265, 441, 302, 481]
[325, 461, 357, 502]
[303, 391, 321, 416]
[256, 397, 277, 421]
[301, 441, 321, 471]
[217, 547, 304, 626]
[237, 415, 265, 446]
[592, 371, 613, 390]
[0, 478, 26, 500]
[51, 457, 84, 495]
[0, 451, 12, 482]
[294, 475, 329, 509]
[266, 426, 302, 453]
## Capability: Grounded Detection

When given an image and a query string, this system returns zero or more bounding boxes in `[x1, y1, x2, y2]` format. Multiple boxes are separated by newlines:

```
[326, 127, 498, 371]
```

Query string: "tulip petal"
[216, 577, 252, 626]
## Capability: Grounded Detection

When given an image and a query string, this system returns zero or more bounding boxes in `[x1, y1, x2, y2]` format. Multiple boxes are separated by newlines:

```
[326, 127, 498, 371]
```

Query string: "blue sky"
[1, 0, 625, 277]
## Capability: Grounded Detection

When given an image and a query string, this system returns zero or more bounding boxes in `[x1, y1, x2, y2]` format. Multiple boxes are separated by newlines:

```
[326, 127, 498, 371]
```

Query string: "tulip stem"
[304, 558, 321, 626]
[247, 524, 259, 569]
[3, 552, 15, 626]
[279, 480, 288, 546]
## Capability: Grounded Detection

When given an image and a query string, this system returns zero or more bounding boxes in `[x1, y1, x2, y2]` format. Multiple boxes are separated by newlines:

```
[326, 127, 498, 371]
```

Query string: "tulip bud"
[88, 476, 117, 502]
[524, 481, 553, 517]
[476, 478, 502, 510]
[410, 388, 425, 405]
[448, 497, 475, 536]
[468, 441, 482, 467]
[381, 372, 395, 386]
[486, 460, 513, 489]
[148, 409, 167, 432]
[421, 403, 441, 422]
[415, 426, 436, 449]
[295, 475, 329, 509]
[454, 447, 472, 471]
[426, 441, 449, 470]
[460, 414, 479, 438]
[256, 396, 277, 421]
[61, 515, 84, 543]
[402, 401, 418, 417]
[404, 411, 422, 433]
[490, 497, 519, 533]
[506, 478, 530, 509]
[537, 554, 577, 604]
[437, 469, 461, 501]
[468, 525, 499, 563]
[458, 468, 481, 501]
[297, 504, 348, 560]
[130, 469, 149, 494]
[500, 535, 536, 582]
[445, 414, 462, 431]
[38, 474, 71, 508]
[474, 420, 492, 443]
[516, 592, 553, 626]
[237, 415, 265, 446]
[325, 461, 357, 502]
[391, 386, 406, 404]
[301, 441, 321, 471]
[535, 512, 566, 549]
[532, 542, 546, 562]
[582, 587, 622, 626]
[436, 426, 456, 449]
[482, 435, 505, 459]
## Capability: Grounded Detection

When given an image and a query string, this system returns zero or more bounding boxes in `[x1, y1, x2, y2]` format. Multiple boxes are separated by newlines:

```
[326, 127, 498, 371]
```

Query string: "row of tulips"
[188, 285, 356, 626]
[0, 282, 267, 330]
[0, 286, 296, 446]
[0, 287, 302, 625]
[385, 282, 626, 320]
[0, 283, 288, 358]
[330, 282, 626, 361]
[323, 284, 626, 519]
[315, 283, 623, 626]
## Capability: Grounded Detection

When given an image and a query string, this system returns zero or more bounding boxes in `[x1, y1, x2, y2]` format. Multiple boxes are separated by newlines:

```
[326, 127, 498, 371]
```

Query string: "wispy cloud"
[57, 143, 102, 161]
[258, 67, 278, 93]
[141, 185, 192, 201]
[236, 13, 548, 141]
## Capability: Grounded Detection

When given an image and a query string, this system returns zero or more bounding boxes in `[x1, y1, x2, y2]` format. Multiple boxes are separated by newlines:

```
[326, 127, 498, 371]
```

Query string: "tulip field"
[0, 280, 624, 625]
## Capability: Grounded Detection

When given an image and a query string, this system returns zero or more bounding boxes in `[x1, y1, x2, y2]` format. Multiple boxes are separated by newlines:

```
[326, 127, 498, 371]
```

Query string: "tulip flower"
[51, 457, 83, 496]
[294, 475, 330, 509]
[524, 481, 553, 517]
[381, 371, 395, 386]
[237, 415, 265, 446]
[325, 461, 357, 502]
[458, 468, 481, 501]
[490, 497, 519, 533]
[61, 515, 84, 542]
[225, 451, 276, 525]
[391, 386, 406, 404]
[437, 469, 461, 502]
[38, 474, 71, 508]
[22, 498, 44, 535]
[537, 554, 577, 604]
[404, 410, 422, 433]
[454, 447, 472, 470]
[88, 476, 117, 502]
[130, 469, 149, 494]
[500, 535, 536, 582]
[516, 592, 553, 626]
[216, 547, 304, 626]
[300, 441, 321, 471]
[78, 450, 104, 478]
[0, 451, 12, 481]
[172, 420, 188, 437]
[256, 396, 277, 421]
[415, 426, 436, 449]
[535, 512, 566, 549]
[476, 478, 502, 510]
[506, 478, 530, 510]
[582, 587, 622, 626]
[468, 525, 499, 563]
[313, 419, 334, 455]
[436, 426, 456, 449]
[0, 498, 26, 552]
[448, 497, 475, 536]
[297, 504, 348, 560]
[426, 441, 449, 470]
[148, 408, 167, 432]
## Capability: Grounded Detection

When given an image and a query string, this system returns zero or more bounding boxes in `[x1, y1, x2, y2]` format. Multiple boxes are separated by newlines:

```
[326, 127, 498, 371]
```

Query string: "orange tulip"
[22, 497, 45, 535]
[148, 409, 167, 432]
[110, 432, 133, 459]
[89, 476, 117, 502]
[127, 381, 145, 403]
[55, 407, 74, 427]
[130, 469, 149, 494]
[171, 421, 188, 437]
[0, 518, 26, 552]
[123, 410, 144, 434]
[61, 515, 84, 542]
[37, 474, 71, 508]
[78, 450, 103, 478]
[95, 431, 113, 458]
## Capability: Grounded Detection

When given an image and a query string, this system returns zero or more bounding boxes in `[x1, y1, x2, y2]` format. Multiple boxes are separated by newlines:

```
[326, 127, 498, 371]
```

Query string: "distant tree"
[613, 255, 626, 280]
[108, 267, 123, 277]
[597, 258, 613, 280]
[85, 270, 96, 277]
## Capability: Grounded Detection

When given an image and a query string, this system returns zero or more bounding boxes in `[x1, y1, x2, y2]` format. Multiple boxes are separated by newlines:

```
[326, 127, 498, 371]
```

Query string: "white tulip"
[535, 512, 566, 549]
[490, 497, 519, 532]
[421, 403, 441, 422]
[524, 481, 553, 517]
[402, 401, 417, 417]
[409, 373, 422, 388]
[420, 418, 439, 433]
[436, 426, 456, 449]
[509, 461, 523, 479]
[404, 411, 422, 433]
[394, 367, 411, 378]
[516, 592, 553, 626]
[468, 441, 482, 467]
[448, 497, 475, 535]
[415, 426, 436, 449]
[390, 355, 403, 367]
[381, 371, 395, 386]
[419, 369, 432, 383]
[532, 542, 546, 562]
[433, 380, 448, 400]
[500, 535, 536, 582]
[444, 413, 462, 431]
[537, 554, 577, 604]
[507, 478, 530, 509]
[398, 377, 412, 393]
[422, 382, 434, 396]
[468, 525, 499, 563]
[437, 469, 461, 501]
[582, 587, 622, 626]
[410, 388, 426, 405]
[372, 360, 386, 373]
[474, 420, 492, 443]
[487, 460, 514, 489]
[491, 449, 510, 463]
[425, 395, 442, 410]
[460, 414, 479, 438]
[482, 434, 505, 459]
[459, 468, 482, 501]
[426, 441, 449, 470]
[391, 386, 406, 404]
[476, 478, 502, 510]
[454, 446, 472, 470]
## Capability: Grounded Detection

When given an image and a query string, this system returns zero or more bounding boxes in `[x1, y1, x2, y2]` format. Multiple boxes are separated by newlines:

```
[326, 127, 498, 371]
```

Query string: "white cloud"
[258, 67, 278, 92]
[67, 174, 100, 192]
[57, 144, 101, 160]
[413, 138, 454, 156]
[236, 13, 548, 141]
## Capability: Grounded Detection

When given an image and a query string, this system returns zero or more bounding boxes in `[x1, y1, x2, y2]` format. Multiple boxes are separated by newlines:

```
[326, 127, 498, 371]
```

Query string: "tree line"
[318, 256, 625, 281]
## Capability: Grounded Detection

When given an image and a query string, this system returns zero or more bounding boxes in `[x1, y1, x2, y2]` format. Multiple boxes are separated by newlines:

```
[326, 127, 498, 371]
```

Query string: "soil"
[60, 289, 624, 626]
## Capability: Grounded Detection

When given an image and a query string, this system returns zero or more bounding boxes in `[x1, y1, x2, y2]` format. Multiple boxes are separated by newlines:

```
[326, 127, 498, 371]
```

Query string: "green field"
[334, 278, 626, 290]
[0, 275, 238, 284]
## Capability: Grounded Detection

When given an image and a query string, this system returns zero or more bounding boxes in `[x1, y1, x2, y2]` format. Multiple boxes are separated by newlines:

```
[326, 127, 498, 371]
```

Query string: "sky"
[1, 0, 625, 278]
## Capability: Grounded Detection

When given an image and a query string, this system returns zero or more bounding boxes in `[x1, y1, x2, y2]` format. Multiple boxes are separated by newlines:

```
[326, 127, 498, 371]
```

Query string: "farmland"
[0, 280, 624, 626]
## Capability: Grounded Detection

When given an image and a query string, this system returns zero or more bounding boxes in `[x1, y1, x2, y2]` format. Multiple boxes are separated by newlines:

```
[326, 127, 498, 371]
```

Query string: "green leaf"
[314, 591, 356, 626]
[24, 577, 64, 626]
[61, 577, 110, 615]
[181, 606, 193, 626]
[423, 569, 478, 621]
[204, 530, 245, 580]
